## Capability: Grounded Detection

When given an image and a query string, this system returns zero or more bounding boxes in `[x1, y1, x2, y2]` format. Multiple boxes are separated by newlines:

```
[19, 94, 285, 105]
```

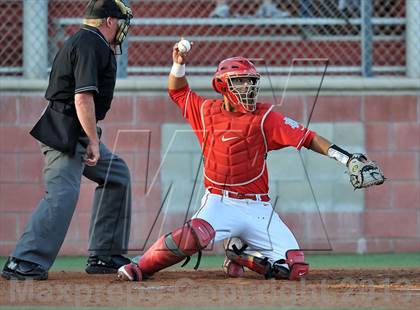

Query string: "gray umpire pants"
[11, 136, 131, 270]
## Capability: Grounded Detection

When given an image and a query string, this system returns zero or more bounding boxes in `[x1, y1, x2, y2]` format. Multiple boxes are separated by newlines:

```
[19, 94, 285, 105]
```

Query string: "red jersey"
[168, 86, 316, 194]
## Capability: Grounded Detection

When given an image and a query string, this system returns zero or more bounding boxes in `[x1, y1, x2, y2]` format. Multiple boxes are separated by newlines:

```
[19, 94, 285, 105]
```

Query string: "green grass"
[1, 252, 419, 272]
[306, 252, 420, 268]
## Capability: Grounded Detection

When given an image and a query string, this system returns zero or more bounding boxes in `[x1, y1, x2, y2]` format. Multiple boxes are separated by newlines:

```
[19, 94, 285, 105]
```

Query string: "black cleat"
[85, 255, 131, 274]
[1, 257, 48, 280]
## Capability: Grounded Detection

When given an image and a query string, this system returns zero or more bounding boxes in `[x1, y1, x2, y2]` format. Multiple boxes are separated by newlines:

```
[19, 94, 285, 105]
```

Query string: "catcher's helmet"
[212, 57, 260, 113]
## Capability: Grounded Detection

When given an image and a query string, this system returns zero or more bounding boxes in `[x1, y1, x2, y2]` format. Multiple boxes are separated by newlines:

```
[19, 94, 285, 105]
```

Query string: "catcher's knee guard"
[137, 218, 215, 277]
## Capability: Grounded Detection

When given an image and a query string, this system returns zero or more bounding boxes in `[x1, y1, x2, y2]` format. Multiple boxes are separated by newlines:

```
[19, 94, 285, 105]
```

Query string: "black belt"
[50, 100, 76, 115]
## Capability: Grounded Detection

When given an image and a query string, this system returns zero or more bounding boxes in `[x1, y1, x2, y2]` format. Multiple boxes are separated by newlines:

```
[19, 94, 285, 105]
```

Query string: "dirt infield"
[1, 269, 420, 309]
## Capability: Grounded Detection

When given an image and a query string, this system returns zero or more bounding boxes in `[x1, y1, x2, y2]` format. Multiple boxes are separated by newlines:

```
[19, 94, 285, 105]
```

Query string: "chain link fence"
[0, 0, 419, 78]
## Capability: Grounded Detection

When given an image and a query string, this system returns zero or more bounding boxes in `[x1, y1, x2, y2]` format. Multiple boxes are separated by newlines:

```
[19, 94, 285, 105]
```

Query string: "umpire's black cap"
[84, 0, 129, 19]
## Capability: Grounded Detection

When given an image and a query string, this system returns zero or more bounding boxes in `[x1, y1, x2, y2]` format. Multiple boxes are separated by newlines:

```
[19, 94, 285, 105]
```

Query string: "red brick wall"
[0, 93, 419, 255]
[363, 96, 420, 252]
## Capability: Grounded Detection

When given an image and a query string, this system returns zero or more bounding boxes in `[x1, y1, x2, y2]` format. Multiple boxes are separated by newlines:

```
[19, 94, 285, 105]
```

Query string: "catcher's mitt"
[347, 153, 385, 189]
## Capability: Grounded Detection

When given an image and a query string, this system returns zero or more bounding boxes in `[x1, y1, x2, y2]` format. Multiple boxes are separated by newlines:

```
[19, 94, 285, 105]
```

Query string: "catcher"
[118, 41, 385, 281]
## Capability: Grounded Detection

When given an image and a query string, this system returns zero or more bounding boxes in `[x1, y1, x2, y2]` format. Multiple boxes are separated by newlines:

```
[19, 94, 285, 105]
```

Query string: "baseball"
[177, 39, 191, 53]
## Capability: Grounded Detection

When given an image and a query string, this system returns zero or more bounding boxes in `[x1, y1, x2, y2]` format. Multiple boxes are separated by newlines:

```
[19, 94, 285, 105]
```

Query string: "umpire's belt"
[50, 100, 76, 115]
[208, 188, 270, 202]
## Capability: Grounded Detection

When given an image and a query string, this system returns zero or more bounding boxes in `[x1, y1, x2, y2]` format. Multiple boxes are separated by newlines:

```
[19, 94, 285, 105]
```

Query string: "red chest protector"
[200, 99, 273, 187]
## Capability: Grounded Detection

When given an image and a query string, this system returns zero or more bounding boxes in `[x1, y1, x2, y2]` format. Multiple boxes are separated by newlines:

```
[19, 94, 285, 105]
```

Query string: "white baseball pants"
[192, 190, 299, 263]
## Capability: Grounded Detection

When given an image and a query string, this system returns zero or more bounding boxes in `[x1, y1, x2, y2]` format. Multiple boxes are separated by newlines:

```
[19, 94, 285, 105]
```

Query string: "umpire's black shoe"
[85, 255, 131, 274]
[1, 257, 48, 280]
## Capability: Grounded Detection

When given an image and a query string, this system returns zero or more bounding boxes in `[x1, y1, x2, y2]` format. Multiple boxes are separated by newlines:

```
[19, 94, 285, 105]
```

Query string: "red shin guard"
[225, 249, 272, 277]
[226, 248, 309, 280]
[138, 218, 215, 276]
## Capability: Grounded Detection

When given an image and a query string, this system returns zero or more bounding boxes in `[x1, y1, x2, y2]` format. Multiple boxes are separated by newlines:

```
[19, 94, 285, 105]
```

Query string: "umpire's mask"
[84, 0, 133, 53]
[113, 0, 133, 51]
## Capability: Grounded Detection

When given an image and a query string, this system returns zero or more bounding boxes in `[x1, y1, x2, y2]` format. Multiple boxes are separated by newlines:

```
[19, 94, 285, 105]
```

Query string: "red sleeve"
[168, 85, 207, 141]
[264, 110, 316, 151]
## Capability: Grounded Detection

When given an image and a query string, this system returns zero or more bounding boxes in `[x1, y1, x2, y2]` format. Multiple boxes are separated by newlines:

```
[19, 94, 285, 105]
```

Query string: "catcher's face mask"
[212, 57, 260, 113]
[227, 74, 260, 112]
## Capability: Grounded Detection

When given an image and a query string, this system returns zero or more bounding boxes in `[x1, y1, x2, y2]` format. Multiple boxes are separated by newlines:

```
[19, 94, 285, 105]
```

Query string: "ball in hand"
[177, 39, 191, 53]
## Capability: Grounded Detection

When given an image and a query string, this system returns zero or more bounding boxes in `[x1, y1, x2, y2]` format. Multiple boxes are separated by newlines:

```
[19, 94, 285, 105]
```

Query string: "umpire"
[1, 0, 134, 280]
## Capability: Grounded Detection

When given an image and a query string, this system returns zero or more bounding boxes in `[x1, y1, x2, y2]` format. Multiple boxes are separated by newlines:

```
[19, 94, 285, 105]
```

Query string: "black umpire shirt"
[45, 25, 117, 121]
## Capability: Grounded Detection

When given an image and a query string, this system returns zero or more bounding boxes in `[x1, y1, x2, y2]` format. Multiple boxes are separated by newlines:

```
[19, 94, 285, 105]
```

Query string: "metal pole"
[117, 0, 129, 78]
[23, 0, 48, 79]
[406, 0, 420, 78]
[361, 0, 373, 77]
